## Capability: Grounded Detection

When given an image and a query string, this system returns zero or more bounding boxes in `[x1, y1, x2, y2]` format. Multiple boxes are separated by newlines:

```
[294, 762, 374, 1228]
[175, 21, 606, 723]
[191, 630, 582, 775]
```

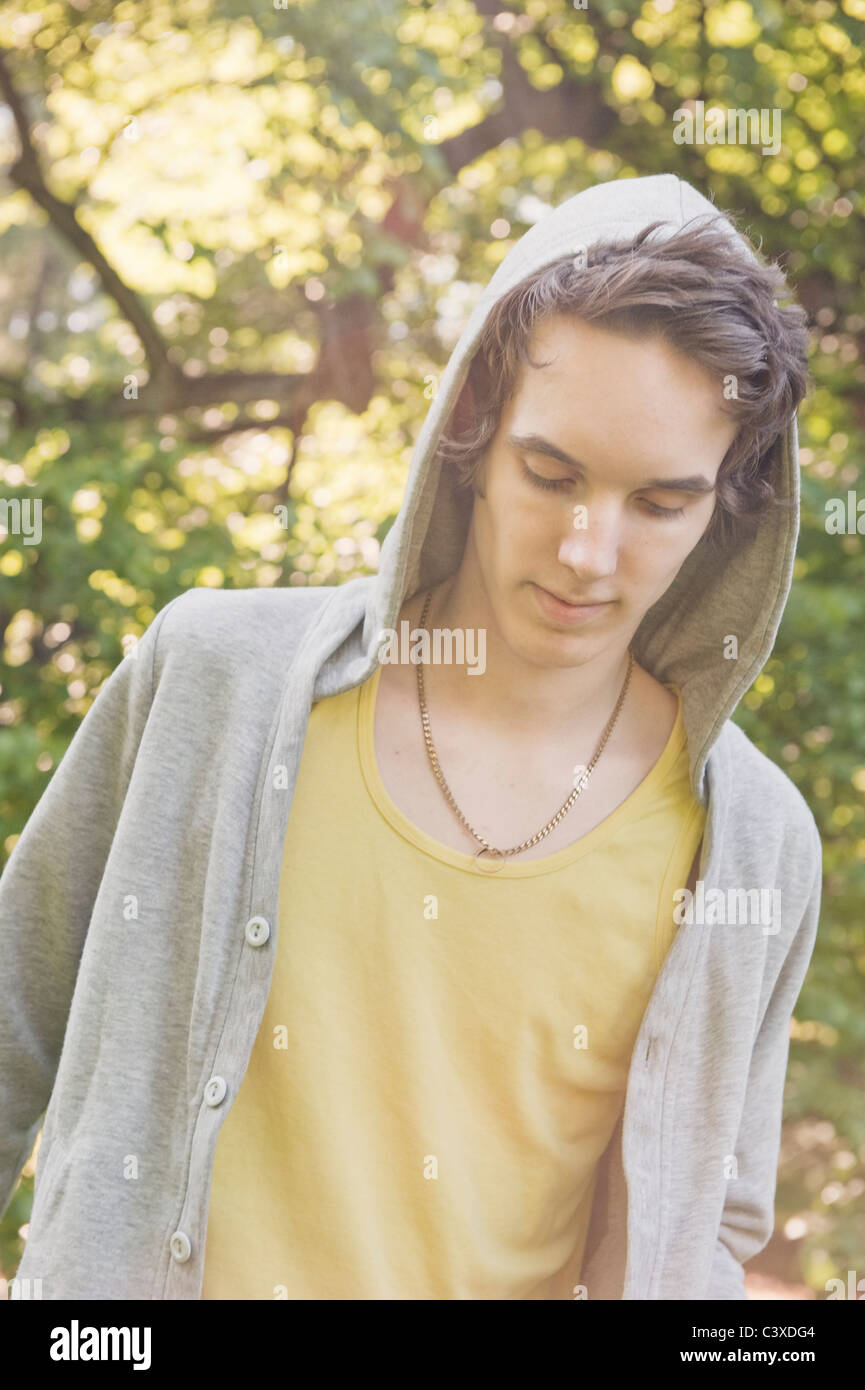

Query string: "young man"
[0, 173, 821, 1300]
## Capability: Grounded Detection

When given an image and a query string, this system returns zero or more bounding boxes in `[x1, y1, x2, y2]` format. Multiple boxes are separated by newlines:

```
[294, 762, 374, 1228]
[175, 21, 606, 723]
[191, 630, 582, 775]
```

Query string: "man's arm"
[706, 825, 823, 1298]
[0, 596, 183, 1220]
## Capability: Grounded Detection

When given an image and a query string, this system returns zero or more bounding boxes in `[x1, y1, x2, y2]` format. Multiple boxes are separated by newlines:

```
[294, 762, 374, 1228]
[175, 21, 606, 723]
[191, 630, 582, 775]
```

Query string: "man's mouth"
[542, 587, 614, 607]
[531, 584, 616, 624]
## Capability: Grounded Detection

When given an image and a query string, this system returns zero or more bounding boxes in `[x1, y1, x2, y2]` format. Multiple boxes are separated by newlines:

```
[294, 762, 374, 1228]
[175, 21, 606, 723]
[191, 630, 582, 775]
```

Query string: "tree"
[1, 0, 863, 1293]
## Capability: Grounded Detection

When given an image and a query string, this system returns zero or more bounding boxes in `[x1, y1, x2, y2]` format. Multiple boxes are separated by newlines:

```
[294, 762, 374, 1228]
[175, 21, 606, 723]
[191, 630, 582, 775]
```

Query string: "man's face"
[466, 314, 740, 668]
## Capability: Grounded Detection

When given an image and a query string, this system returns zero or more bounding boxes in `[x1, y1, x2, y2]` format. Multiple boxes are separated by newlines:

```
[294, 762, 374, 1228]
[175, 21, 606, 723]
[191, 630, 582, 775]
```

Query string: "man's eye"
[520, 459, 687, 516]
[639, 498, 687, 519]
[521, 461, 571, 492]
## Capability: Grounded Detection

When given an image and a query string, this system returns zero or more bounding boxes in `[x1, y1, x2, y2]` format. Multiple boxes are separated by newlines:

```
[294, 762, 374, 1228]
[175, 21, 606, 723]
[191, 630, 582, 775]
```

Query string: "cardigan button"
[204, 1076, 227, 1107]
[244, 915, 270, 947]
[170, 1231, 192, 1263]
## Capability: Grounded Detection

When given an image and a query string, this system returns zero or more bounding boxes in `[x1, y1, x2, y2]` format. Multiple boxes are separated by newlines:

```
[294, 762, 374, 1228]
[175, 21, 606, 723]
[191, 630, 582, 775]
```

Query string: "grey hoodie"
[0, 172, 821, 1300]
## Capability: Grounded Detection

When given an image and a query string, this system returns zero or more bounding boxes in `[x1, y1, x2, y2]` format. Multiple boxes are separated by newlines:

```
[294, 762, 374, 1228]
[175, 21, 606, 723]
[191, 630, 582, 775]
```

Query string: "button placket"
[165, 913, 274, 1290]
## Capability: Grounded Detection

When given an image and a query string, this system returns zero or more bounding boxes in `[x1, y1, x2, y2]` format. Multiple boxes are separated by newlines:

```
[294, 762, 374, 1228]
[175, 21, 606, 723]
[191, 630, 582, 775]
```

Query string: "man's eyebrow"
[508, 432, 716, 494]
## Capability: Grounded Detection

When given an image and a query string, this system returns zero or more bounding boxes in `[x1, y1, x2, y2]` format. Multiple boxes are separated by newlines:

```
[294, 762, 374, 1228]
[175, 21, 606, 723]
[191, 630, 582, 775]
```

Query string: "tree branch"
[439, 1, 617, 172]
[0, 46, 178, 386]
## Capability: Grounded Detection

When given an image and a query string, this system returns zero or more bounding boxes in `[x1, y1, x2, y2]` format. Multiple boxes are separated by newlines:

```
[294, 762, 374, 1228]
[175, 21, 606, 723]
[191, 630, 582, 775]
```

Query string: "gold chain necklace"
[416, 588, 634, 873]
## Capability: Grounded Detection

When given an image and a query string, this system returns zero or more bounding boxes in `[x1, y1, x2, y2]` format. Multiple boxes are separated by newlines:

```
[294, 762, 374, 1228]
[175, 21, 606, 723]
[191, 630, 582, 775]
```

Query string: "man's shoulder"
[131, 580, 370, 715]
[122, 580, 373, 746]
[712, 718, 821, 859]
[150, 580, 369, 673]
[156, 582, 335, 643]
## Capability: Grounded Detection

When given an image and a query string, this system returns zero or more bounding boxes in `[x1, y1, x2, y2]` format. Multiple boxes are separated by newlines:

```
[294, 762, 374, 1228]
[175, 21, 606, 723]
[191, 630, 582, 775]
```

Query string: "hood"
[328, 172, 801, 804]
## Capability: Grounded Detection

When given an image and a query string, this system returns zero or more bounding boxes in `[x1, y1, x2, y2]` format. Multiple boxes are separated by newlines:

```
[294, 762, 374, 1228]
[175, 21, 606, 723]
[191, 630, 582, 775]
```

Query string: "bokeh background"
[0, 0, 863, 1299]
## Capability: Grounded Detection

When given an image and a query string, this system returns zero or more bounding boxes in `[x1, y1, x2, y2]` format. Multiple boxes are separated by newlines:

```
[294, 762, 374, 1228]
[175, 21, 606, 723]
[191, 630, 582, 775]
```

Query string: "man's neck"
[421, 566, 635, 740]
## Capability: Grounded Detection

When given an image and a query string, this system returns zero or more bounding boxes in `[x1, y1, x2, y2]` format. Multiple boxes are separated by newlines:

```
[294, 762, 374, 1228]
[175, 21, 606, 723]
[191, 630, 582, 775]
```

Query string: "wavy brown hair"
[437, 214, 812, 545]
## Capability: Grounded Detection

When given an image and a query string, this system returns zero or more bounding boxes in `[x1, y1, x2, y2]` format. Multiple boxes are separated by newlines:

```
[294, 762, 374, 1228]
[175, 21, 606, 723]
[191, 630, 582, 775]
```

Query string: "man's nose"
[558, 503, 620, 580]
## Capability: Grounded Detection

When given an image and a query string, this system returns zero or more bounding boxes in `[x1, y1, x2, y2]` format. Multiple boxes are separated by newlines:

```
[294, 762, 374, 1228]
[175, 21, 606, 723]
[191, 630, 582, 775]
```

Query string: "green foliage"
[1, 0, 863, 1295]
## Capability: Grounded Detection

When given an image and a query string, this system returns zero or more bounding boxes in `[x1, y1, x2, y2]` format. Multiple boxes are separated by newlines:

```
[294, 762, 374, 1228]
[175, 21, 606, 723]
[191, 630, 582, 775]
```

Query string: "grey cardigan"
[0, 173, 821, 1299]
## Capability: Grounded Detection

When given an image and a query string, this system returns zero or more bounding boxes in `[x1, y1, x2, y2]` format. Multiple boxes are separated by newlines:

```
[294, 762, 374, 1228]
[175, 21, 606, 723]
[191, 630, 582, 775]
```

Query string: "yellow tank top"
[202, 665, 705, 1299]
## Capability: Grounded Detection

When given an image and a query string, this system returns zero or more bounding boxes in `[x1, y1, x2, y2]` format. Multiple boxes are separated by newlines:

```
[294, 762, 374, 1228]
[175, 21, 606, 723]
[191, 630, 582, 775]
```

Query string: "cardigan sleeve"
[705, 823, 823, 1299]
[0, 595, 184, 1223]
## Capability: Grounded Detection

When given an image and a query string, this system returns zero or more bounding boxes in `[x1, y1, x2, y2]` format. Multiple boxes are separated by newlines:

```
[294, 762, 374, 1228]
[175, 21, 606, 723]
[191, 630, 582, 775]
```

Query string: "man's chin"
[512, 592, 631, 656]
[507, 623, 614, 671]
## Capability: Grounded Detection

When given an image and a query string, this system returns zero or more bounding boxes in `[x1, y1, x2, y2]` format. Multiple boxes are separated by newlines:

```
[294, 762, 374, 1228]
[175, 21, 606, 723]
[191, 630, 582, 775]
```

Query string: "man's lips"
[535, 585, 615, 607]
